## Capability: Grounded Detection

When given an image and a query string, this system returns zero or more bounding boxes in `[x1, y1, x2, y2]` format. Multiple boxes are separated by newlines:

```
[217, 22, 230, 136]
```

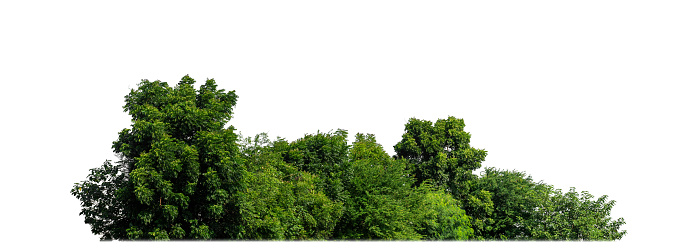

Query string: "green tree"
[236, 133, 343, 240]
[333, 133, 423, 240]
[417, 185, 474, 240]
[527, 187, 627, 240]
[72, 75, 242, 240]
[393, 117, 492, 238]
[70, 160, 129, 240]
[470, 167, 549, 240]
[278, 129, 350, 202]
[393, 116, 487, 202]
[470, 167, 626, 241]
[72, 80, 626, 241]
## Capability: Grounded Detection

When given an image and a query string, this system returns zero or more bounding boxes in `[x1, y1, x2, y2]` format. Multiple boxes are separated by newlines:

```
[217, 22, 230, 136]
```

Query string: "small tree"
[471, 167, 627, 240]
[528, 187, 627, 240]
[418, 185, 474, 240]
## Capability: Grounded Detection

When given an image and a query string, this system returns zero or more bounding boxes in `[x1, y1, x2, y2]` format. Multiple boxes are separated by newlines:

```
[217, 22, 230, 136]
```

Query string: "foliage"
[236, 134, 343, 240]
[73, 75, 242, 240]
[332, 133, 423, 240]
[417, 185, 474, 240]
[527, 187, 627, 240]
[72, 76, 625, 241]
[70, 160, 129, 240]
[470, 167, 548, 239]
[393, 116, 493, 238]
[277, 129, 350, 202]
[394, 117, 487, 201]
[470, 167, 626, 241]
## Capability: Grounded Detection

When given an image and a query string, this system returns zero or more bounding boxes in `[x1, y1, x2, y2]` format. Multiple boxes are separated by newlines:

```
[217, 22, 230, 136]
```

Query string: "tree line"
[71, 75, 626, 240]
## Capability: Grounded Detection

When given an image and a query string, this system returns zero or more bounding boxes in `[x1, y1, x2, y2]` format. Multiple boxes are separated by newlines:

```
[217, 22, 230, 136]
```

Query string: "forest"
[71, 75, 626, 241]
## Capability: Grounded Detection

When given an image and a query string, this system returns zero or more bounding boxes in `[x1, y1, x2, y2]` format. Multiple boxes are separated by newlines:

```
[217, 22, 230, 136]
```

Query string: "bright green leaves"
[237, 133, 343, 240]
[419, 187, 474, 240]
[332, 134, 423, 240]
[74, 76, 626, 241]
[349, 133, 391, 164]
[134, 185, 154, 205]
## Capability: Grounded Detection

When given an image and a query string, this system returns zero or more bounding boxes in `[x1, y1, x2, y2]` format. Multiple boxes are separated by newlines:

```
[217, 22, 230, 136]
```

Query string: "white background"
[1, 1, 695, 248]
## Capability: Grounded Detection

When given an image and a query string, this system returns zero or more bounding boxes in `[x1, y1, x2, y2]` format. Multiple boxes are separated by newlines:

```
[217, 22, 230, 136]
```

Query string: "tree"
[470, 167, 627, 241]
[278, 129, 351, 202]
[236, 133, 343, 240]
[470, 167, 549, 240]
[70, 160, 129, 240]
[333, 133, 423, 240]
[417, 185, 475, 240]
[393, 116, 487, 202]
[72, 75, 243, 240]
[72, 81, 626, 241]
[527, 187, 627, 240]
[393, 117, 493, 238]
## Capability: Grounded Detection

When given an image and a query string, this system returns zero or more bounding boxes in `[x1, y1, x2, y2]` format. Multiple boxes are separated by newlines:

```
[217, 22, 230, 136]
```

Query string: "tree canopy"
[72, 75, 626, 241]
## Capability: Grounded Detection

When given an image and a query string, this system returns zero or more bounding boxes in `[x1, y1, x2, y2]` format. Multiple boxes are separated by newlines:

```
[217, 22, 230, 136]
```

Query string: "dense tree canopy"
[72, 75, 626, 241]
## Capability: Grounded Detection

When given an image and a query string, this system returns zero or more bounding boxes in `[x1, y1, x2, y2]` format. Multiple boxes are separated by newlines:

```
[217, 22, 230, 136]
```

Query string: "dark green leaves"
[394, 116, 487, 201]
[527, 187, 627, 240]
[75, 76, 243, 240]
[73, 77, 624, 241]
[71, 160, 129, 240]
[468, 168, 627, 240]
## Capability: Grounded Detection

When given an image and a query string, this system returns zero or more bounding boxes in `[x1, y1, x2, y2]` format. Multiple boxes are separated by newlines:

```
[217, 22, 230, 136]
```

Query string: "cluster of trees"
[71, 76, 626, 241]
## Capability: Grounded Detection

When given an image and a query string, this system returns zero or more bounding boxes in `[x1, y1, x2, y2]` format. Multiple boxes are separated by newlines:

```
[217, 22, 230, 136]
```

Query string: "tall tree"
[72, 75, 242, 240]
[393, 116, 487, 201]
[72, 83, 626, 241]
[393, 117, 493, 238]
